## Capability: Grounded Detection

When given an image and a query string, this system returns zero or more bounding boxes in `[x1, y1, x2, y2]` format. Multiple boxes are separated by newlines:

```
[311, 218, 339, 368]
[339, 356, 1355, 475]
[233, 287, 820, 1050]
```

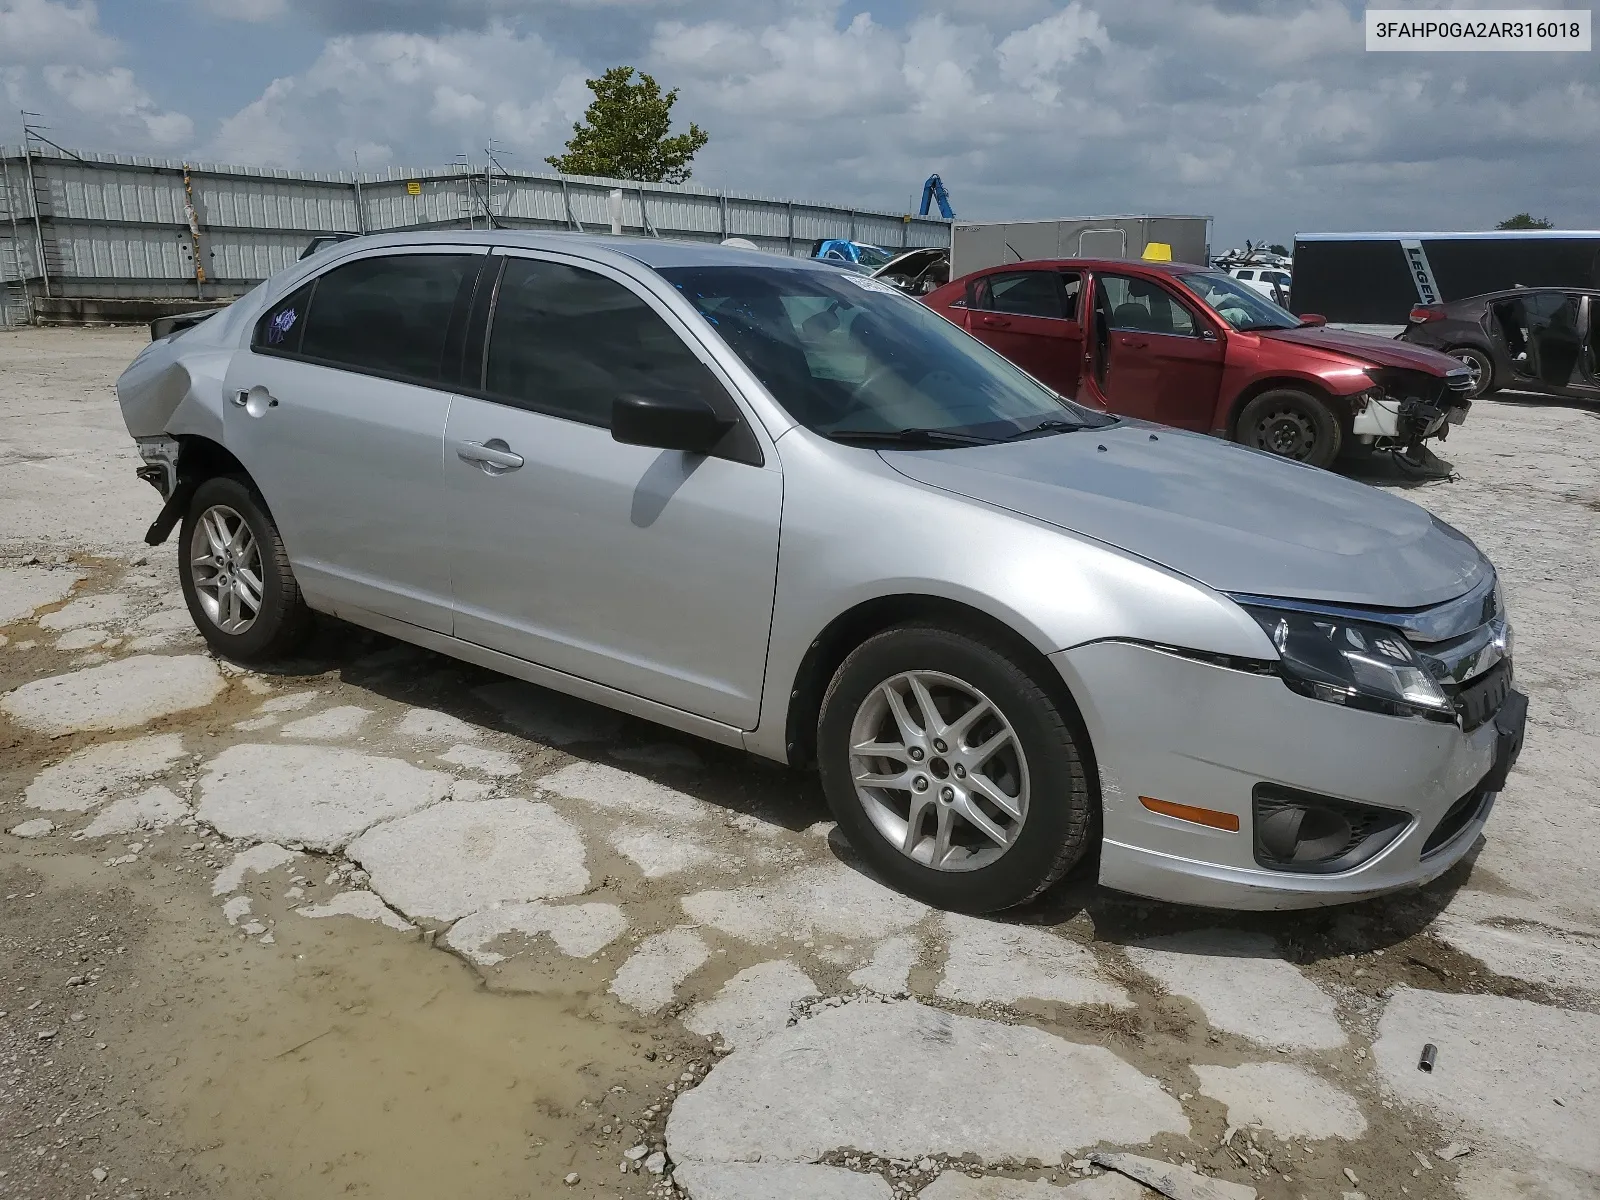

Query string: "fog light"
[1257, 804, 1353, 861]
[1252, 785, 1409, 874]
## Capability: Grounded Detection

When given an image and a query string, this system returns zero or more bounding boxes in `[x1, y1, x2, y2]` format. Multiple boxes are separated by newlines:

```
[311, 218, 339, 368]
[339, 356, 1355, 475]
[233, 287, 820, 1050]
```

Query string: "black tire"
[1446, 345, 1497, 399]
[1234, 388, 1342, 468]
[816, 623, 1095, 913]
[178, 474, 312, 663]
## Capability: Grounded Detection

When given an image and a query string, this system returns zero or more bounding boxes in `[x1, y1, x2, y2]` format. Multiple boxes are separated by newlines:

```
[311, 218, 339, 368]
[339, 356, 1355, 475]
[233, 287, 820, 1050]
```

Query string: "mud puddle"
[10, 839, 693, 1200]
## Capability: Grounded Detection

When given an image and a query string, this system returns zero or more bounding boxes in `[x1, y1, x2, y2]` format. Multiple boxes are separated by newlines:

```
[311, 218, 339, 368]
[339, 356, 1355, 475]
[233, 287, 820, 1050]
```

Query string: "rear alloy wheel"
[817, 624, 1095, 913]
[1235, 388, 1342, 468]
[179, 475, 312, 663]
[1448, 346, 1496, 399]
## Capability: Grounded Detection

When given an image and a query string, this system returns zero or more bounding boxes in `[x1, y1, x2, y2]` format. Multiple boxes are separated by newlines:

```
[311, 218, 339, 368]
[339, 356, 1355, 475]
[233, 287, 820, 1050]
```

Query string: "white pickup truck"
[1227, 265, 1292, 304]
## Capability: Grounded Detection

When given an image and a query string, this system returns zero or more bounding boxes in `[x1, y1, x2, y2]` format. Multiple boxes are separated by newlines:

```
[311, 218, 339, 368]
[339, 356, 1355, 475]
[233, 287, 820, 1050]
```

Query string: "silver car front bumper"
[1054, 640, 1502, 910]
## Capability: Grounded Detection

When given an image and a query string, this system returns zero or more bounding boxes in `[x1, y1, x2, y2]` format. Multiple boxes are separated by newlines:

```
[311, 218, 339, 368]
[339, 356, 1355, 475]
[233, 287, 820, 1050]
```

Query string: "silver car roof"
[309, 229, 842, 273]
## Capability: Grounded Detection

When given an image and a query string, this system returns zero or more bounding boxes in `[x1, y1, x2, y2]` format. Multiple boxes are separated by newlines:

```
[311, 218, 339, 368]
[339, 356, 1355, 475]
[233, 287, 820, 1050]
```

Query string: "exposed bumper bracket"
[143, 475, 196, 546]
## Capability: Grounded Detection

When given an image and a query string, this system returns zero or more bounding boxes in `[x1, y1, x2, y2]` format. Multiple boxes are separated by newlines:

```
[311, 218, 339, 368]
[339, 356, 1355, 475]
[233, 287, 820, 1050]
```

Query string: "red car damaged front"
[922, 259, 1474, 469]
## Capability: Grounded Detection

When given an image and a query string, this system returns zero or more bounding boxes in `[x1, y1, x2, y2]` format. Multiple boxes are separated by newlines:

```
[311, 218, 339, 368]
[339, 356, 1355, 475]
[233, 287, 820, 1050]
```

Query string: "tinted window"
[972, 271, 1072, 319]
[658, 265, 1111, 439]
[297, 254, 477, 383]
[485, 258, 720, 427]
[1522, 290, 1577, 325]
[1097, 274, 1198, 335]
[253, 282, 314, 355]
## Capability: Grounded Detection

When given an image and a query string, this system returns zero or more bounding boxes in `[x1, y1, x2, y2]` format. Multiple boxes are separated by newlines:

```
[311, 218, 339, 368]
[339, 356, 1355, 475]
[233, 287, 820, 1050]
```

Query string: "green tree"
[1496, 213, 1554, 229]
[1266, 243, 1289, 256]
[546, 66, 709, 184]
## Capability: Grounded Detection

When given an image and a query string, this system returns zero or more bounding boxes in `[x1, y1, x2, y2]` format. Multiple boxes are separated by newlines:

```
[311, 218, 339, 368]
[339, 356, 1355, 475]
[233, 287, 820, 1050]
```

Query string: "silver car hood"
[880, 423, 1486, 608]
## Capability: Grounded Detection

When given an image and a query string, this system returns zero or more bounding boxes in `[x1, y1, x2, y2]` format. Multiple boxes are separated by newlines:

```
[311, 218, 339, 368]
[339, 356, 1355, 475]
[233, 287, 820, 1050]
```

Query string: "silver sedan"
[116, 232, 1526, 912]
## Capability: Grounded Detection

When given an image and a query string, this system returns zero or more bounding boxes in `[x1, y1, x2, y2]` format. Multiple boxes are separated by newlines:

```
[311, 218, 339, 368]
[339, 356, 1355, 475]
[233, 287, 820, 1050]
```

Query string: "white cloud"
[0, 0, 116, 64]
[195, 0, 289, 21]
[211, 25, 591, 167]
[43, 65, 194, 147]
[995, 3, 1107, 103]
[641, 0, 1600, 242]
[1, 0, 193, 153]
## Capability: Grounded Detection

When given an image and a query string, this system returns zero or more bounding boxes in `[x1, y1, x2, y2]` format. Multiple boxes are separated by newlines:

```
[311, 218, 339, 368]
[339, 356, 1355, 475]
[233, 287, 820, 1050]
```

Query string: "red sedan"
[921, 259, 1473, 467]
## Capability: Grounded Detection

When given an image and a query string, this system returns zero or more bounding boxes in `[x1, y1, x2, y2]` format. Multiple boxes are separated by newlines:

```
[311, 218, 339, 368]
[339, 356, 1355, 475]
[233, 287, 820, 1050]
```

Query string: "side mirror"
[612, 391, 735, 455]
[1299, 313, 1327, 327]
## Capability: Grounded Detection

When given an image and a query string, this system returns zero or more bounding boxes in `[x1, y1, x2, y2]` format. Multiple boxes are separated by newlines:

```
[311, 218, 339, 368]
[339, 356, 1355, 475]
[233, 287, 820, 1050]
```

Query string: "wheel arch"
[1224, 376, 1349, 440]
[781, 593, 1095, 777]
[176, 434, 249, 487]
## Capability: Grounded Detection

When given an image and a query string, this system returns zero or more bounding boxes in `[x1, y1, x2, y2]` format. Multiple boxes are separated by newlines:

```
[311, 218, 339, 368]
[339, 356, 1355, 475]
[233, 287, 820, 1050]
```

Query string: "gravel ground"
[2, 326, 1596, 1200]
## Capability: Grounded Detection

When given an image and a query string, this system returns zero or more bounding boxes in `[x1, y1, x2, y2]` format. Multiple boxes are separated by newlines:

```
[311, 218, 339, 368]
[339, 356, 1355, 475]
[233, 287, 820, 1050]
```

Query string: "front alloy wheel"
[849, 670, 1028, 871]
[817, 623, 1096, 913]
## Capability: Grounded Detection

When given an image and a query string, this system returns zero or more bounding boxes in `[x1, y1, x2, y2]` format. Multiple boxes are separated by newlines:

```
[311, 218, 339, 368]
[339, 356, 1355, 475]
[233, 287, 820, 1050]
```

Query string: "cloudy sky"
[1, 0, 1594, 247]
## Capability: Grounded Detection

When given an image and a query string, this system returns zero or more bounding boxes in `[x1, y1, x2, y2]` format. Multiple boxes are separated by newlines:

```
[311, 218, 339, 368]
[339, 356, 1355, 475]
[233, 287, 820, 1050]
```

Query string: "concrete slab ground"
[3, 328, 1598, 1200]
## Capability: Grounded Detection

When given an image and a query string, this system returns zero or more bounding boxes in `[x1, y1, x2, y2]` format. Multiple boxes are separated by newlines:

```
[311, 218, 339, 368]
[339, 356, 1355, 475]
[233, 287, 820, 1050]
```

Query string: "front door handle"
[456, 438, 524, 474]
[978, 315, 1011, 328]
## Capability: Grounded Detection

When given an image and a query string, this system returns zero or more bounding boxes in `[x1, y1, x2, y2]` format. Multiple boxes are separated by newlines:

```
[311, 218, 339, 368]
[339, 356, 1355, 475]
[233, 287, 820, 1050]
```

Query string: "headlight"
[1242, 605, 1453, 722]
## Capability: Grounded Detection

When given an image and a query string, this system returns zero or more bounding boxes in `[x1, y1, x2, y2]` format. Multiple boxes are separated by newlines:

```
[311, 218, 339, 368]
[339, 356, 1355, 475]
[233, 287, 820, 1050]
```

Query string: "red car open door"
[959, 269, 1086, 400]
[1083, 271, 1224, 430]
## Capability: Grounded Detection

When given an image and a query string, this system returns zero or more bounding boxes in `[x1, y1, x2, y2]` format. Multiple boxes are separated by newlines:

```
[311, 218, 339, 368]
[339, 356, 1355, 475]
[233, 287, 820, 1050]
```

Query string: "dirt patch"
[4, 781, 700, 1200]
[0, 857, 208, 1199]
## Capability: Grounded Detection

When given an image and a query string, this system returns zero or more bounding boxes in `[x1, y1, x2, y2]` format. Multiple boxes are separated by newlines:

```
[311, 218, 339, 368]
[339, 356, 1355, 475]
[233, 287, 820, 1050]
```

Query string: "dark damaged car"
[1401, 286, 1600, 402]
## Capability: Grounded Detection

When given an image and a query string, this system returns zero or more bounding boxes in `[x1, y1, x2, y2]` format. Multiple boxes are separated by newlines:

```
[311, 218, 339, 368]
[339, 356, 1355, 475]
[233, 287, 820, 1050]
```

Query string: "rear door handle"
[456, 439, 524, 474]
[1118, 337, 1149, 350]
[978, 315, 1011, 328]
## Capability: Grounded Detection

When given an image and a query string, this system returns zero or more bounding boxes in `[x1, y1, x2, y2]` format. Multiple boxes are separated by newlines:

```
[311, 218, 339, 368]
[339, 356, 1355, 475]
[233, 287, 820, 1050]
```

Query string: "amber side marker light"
[1139, 796, 1241, 832]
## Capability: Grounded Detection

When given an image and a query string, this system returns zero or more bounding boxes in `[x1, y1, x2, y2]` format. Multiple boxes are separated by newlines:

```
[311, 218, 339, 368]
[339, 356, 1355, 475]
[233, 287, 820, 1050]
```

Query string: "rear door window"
[294, 253, 479, 384]
[483, 257, 726, 428]
[971, 271, 1070, 319]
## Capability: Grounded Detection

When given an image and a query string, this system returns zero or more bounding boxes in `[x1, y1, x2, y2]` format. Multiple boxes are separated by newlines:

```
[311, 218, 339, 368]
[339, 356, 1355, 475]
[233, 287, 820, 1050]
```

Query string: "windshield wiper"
[825, 427, 999, 448]
[1000, 417, 1085, 441]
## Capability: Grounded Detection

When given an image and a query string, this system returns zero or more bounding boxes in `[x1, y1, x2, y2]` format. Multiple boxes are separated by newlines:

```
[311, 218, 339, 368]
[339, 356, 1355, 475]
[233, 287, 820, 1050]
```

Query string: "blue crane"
[919, 174, 954, 220]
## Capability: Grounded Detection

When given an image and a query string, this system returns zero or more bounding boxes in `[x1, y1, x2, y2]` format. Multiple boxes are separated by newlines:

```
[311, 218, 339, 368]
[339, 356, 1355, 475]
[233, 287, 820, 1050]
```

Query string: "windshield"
[1179, 270, 1301, 331]
[656, 265, 1111, 442]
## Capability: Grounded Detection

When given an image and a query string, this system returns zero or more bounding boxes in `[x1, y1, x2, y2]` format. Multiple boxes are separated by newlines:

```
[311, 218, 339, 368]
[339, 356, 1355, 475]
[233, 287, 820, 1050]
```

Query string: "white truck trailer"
[948, 215, 1212, 278]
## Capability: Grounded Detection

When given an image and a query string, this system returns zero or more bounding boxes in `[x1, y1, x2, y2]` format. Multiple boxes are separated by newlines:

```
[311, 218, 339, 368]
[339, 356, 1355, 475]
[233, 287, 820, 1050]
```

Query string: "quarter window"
[253, 282, 314, 355]
[484, 258, 723, 427]
[293, 254, 479, 384]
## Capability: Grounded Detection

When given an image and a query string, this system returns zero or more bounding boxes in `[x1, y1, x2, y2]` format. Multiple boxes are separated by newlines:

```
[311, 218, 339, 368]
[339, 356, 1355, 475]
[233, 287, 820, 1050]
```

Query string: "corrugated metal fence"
[0, 145, 952, 325]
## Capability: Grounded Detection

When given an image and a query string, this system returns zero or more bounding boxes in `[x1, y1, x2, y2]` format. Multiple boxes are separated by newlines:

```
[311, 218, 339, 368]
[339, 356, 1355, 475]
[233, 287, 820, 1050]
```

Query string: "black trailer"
[1291, 231, 1600, 325]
